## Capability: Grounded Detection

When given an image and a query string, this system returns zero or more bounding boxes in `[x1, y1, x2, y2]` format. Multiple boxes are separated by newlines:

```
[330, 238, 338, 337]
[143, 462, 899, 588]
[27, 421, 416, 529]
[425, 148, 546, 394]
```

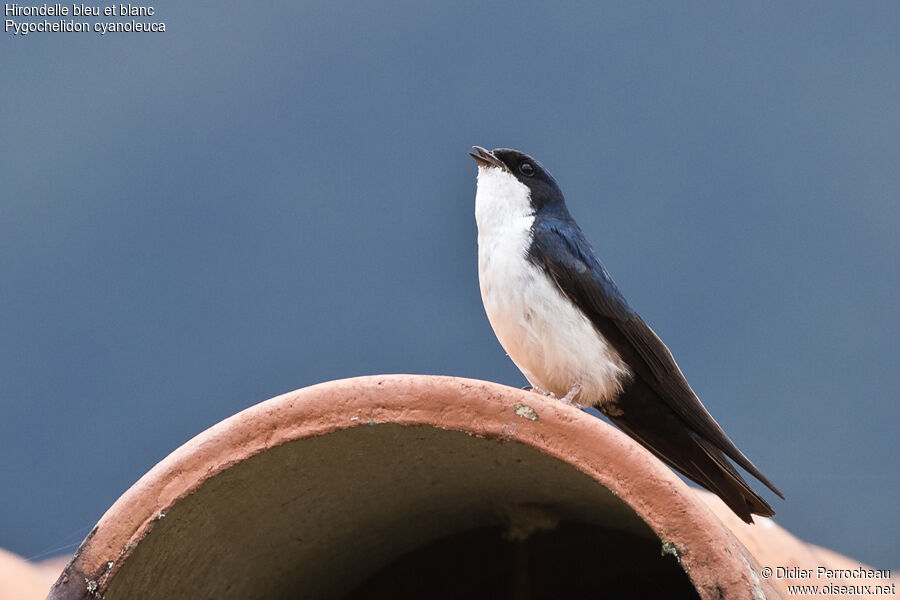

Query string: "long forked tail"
[604, 377, 775, 523]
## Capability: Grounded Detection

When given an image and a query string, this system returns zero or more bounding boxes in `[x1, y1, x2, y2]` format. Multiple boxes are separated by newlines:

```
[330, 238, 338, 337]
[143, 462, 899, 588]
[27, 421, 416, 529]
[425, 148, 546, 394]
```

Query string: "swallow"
[471, 146, 783, 522]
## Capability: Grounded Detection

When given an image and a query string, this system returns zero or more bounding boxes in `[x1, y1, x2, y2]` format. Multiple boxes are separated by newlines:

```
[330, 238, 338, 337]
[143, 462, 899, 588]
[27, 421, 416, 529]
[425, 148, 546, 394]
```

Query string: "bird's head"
[470, 147, 566, 222]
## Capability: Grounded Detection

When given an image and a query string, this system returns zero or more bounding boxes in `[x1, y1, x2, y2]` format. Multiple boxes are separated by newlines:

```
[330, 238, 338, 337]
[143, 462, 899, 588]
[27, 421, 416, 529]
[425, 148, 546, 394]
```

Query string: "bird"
[469, 146, 783, 523]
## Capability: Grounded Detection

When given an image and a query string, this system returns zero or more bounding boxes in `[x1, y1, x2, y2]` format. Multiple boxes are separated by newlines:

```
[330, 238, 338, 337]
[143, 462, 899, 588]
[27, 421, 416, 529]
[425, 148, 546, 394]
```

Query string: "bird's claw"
[526, 383, 585, 408]
[527, 386, 555, 398]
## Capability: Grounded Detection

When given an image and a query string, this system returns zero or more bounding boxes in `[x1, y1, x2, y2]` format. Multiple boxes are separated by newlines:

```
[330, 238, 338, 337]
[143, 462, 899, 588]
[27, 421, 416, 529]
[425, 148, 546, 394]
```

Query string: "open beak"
[469, 146, 510, 171]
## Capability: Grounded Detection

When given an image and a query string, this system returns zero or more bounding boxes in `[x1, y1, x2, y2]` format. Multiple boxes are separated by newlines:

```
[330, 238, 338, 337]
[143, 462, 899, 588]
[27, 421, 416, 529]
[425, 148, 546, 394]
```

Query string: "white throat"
[474, 167, 534, 236]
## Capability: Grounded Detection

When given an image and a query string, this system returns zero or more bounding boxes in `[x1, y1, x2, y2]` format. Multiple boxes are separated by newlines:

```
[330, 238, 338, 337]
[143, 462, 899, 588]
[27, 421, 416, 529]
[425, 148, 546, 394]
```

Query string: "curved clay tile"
[40, 375, 895, 599]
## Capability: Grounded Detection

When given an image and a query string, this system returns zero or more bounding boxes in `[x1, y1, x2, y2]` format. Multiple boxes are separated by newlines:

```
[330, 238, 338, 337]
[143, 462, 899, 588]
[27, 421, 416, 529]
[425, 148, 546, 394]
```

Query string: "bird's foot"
[526, 385, 555, 398]
[558, 382, 584, 409]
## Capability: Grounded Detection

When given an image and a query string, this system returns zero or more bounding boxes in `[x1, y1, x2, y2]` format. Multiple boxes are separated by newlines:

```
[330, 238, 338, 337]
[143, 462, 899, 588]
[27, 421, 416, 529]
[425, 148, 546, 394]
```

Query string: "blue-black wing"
[527, 216, 783, 499]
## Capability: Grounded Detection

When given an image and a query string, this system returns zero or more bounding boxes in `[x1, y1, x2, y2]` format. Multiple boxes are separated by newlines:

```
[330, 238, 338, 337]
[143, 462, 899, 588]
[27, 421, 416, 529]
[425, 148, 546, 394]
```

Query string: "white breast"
[474, 167, 631, 406]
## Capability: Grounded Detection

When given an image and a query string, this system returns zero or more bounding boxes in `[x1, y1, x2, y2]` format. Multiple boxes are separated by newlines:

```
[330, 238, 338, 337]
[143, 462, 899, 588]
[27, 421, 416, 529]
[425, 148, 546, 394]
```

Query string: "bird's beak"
[469, 146, 510, 172]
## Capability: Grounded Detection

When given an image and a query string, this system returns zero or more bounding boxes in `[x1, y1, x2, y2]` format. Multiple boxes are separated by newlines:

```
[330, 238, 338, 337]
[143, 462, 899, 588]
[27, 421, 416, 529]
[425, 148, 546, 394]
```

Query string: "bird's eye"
[519, 162, 535, 177]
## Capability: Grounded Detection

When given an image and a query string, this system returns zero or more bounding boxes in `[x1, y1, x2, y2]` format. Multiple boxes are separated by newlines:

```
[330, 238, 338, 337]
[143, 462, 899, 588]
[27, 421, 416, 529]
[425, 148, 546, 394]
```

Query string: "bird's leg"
[558, 382, 584, 408]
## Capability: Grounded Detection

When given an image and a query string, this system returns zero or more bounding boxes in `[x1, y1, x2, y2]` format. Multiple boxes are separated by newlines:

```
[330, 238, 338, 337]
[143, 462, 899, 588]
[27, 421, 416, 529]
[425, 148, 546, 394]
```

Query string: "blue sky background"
[2, 2, 898, 568]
